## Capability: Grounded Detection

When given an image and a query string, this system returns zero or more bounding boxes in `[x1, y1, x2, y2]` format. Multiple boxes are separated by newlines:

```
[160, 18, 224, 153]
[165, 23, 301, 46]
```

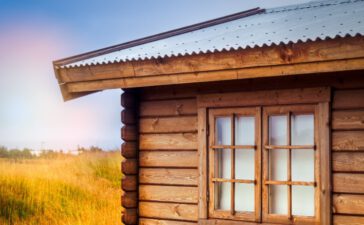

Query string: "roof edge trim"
[53, 7, 264, 67]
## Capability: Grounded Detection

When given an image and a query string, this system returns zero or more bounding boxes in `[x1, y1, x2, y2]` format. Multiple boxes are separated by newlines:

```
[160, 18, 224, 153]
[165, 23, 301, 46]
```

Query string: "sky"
[0, 0, 312, 151]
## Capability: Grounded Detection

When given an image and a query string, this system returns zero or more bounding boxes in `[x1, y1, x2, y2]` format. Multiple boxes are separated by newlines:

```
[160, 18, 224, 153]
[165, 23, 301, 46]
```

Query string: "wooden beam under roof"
[56, 36, 364, 101]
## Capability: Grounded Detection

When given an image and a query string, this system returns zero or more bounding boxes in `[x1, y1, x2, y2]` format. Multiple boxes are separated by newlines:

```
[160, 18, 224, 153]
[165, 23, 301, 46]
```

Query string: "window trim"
[197, 87, 331, 225]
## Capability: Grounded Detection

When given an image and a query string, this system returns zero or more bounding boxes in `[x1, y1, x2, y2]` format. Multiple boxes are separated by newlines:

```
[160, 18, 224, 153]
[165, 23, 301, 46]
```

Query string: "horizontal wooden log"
[122, 158, 138, 175]
[140, 133, 197, 150]
[334, 215, 364, 225]
[333, 152, 364, 172]
[139, 168, 198, 186]
[332, 131, 364, 151]
[139, 116, 197, 133]
[121, 91, 138, 108]
[198, 87, 330, 108]
[140, 99, 197, 117]
[140, 218, 196, 225]
[139, 151, 198, 168]
[139, 202, 198, 221]
[333, 173, 364, 194]
[332, 110, 364, 130]
[122, 191, 138, 208]
[121, 125, 138, 142]
[121, 142, 138, 159]
[139, 185, 198, 204]
[333, 89, 364, 109]
[122, 208, 138, 225]
[333, 194, 364, 215]
[122, 175, 138, 191]
[121, 109, 137, 125]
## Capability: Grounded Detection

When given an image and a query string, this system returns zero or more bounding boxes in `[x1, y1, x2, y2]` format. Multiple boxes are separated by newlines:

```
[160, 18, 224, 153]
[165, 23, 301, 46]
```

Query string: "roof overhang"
[54, 36, 364, 101]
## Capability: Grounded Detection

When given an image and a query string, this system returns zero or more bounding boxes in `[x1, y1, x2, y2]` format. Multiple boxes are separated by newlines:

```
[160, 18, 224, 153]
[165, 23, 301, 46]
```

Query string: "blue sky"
[0, 0, 310, 150]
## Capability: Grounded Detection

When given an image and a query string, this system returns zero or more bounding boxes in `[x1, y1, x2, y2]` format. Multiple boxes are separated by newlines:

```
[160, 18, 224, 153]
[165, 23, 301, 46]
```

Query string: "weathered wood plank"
[333, 89, 364, 109]
[139, 168, 198, 186]
[333, 152, 364, 172]
[198, 87, 330, 108]
[139, 116, 197, 133]
[139, 202, 198, 221]
[332, 131, 364, 151]
[140, 99, 197, 117]
[139, 151, 198, 168]
[332, 110, 364, 130]
[139, 185, 198, 203]
[139, 218, 196, 225]
[333, 173, 364, 194]
[333, 194, 364, 215]
[334, 215, 364, 225]
[139, 133, 197, 150]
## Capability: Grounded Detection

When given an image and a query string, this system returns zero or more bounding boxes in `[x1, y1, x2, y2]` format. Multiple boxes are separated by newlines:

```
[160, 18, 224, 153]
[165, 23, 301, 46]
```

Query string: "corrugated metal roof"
[60, 0, 364, 68]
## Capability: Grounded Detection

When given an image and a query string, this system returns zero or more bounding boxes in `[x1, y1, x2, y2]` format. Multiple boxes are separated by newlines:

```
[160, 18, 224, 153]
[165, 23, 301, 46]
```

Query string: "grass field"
[0, 151, 122, 225]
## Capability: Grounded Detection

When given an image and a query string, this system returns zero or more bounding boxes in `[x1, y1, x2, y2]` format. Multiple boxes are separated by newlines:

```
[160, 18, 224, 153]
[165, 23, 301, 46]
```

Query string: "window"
[198, 88, 330, 225]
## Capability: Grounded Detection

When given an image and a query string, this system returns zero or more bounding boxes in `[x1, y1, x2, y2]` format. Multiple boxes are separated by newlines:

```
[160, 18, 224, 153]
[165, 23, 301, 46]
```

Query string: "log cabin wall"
[135, 71, 364, 225]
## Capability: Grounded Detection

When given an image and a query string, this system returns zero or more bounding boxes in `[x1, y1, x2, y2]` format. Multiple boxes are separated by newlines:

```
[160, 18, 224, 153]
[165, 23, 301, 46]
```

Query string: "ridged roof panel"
[61, 0, 364, 68]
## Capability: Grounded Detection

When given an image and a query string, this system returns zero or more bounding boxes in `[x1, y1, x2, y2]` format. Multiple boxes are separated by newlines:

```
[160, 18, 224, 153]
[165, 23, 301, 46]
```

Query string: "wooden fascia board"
[57, 36, 364, 96]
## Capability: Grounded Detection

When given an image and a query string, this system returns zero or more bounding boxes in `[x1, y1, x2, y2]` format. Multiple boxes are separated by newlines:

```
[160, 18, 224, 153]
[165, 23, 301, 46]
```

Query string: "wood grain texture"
[139, 168, 198, 186]
[332, 131, 364, 151]
[121, 142, 138, 159]
[121, 109, 137, 125]
[333, 152, 364, 172]
[121, 158, 138, 175]
[332, 110, 364, 130]
[139, 116, 197, 133]
[139, 151, 198, 168]
[333, 173, 364, 194]
[139, 202, 198, 221]
[334, 215, 364, 225]
[333, 89, 364, 109]
[198, 87, 330, 108]
[140, 99, 197, 117]
[139, 185, 198, 203]
[122, 208, 138, 225]
[121, 191, 138, 208]
[122, 175, 138, 191]
[139, 133, 197, 150]
[139, 218, 196, 225]
[333, 194, 364, 215]
[121, 125, 138, 142]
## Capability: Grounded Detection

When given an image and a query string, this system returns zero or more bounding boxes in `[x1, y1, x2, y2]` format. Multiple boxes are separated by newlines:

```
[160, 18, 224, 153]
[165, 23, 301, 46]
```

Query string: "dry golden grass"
[0, 151, 122, 225]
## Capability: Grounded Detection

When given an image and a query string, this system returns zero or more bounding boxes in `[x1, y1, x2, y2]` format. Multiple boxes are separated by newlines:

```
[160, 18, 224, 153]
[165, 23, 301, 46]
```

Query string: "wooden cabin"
[53, 1, 364, 224]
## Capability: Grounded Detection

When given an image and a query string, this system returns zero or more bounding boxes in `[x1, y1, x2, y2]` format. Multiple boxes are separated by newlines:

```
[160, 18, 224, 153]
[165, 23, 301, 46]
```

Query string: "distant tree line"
[0, 145, 109, 159]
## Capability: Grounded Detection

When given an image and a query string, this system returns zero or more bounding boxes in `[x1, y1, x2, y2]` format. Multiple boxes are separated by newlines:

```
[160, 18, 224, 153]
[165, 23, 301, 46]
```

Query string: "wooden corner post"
[121, 90, 139, 225]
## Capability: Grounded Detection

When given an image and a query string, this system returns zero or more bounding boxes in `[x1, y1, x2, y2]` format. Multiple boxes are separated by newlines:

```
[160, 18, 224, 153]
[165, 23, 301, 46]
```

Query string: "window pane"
[292, 149, 314, 182]
[215, 182, 230, 210]
[269, 185, 287, 215]
[235, 149, 254, 180]
[269, 149, 287, 181]
[269, 115, 287, 145]
[235, 183, 254, 212]
[216, 149, 231, 179]
[216, 117, 231, 145]
[292, 186, 314, 216]
[235, 116, 255, 145]
[291, 114, 314, 145]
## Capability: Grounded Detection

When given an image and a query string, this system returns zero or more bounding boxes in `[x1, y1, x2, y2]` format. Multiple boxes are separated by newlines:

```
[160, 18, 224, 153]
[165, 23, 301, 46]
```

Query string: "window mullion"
[287, 112, 292, 219]
[230, 114, 235, 215]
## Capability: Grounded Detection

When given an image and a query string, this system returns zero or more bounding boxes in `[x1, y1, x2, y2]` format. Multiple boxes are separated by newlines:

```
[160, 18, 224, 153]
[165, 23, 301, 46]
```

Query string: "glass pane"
[269, 115, 287, 145]
[216, 149, 231, 179]
[215, 182, 230, 210]
[235, 116, 255, 145]
[269, 149, 287, 181]
[292, 186, 314, 216]
[216, 117, 231, 145]
[235, 149, 254, 180]
[235, 183, 254, 212]
[269, 185, 287, 215]
[291, 114, 314, 145]
[292, 149, 314, 182]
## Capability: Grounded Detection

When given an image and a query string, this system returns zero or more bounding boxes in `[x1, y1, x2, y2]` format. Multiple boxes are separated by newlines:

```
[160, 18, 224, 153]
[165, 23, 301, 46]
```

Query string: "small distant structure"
[52, 1, 364, 224]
